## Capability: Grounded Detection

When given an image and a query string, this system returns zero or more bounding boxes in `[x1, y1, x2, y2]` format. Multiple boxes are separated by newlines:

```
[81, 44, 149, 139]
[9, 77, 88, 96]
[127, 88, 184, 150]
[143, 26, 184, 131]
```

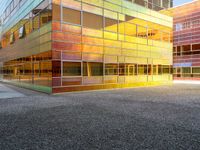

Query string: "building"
[0, 0, 173, 93]
[132, 0, 173, 11]
[172, 0, 200, 81]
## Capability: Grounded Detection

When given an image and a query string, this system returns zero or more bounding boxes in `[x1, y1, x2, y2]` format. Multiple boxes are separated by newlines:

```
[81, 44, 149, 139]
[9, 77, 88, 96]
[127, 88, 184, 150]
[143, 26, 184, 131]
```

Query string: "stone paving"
[0, 83, 24, 99]
[0, 83, 200, 150]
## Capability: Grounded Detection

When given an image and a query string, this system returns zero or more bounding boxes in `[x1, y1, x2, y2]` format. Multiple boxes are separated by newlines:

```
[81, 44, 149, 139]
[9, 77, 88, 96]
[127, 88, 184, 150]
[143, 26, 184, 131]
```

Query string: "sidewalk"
[0, 83, 24, 99]
[174, 80, 200, 84]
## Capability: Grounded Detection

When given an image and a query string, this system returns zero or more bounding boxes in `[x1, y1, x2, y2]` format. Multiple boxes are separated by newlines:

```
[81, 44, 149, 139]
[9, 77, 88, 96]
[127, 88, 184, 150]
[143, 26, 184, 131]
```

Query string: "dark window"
[105, 18, 118, 32]
[63, 62, 81, 76]
[10, 33, 14, 44]
[83, 62, 103, 76]
[83, 12, 103, 29]
[63, 7, 81, 25]
[105, 64, 118, 75]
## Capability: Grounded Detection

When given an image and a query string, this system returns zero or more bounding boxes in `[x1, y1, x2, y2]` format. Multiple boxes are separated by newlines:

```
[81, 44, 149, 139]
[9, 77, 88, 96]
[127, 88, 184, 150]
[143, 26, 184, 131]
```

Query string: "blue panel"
[174, 63, 192, 67]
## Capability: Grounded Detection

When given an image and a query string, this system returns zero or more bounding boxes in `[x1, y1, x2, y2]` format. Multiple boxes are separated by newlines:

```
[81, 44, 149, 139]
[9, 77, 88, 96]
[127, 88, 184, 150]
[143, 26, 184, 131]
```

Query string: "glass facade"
[0, 0, 173, 93]
[128, 0, 172, 11]
[172, 1, 200, 80]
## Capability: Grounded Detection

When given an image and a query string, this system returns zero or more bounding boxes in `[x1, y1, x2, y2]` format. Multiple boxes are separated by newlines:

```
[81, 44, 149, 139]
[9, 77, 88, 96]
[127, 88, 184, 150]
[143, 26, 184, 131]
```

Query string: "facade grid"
[0, 0, 173, 93]
[172, 1, 200, 81]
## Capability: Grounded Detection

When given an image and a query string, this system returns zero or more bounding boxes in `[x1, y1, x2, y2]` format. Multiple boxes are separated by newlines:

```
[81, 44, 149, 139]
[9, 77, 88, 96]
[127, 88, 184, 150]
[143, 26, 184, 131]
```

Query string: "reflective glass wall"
[173, 1, 200, 80]
[51, 0, 173, 93]
[0, 0, 172, 93]
[0, 0, 52, 93]
[129, 0, 173, 11]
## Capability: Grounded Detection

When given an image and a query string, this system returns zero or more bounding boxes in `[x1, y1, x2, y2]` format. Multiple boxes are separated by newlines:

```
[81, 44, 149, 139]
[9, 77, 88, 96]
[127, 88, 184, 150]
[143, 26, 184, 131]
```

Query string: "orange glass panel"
[62, 23, 81, 34]
[52, 32, 81, 43]
[62, 52, 82, 60]
[62, 0, 81, 10]
[52, 4, 61, 21]
[52, 22, 61, 31]
[52, 41, 82, 51]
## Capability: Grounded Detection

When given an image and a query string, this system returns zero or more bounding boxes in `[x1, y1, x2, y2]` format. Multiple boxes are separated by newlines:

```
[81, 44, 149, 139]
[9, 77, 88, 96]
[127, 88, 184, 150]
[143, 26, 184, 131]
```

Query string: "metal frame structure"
[0, 0, 173, 93]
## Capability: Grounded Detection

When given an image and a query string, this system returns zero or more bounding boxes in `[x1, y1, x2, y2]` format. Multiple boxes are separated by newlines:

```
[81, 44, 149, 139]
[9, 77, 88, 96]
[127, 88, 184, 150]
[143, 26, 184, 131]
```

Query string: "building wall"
[132, 0, 173, 11]
[0, 0, 47, 35]
[173, 1, 200, 80]
[0, 0, 52, 93]
[0, 0, 173, 93]
[51, 0, 173, 93]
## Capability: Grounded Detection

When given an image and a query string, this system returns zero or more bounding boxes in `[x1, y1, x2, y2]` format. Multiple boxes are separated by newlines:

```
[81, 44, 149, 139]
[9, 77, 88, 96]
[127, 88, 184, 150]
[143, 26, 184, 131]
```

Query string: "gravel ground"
[0, 84, 200, 150]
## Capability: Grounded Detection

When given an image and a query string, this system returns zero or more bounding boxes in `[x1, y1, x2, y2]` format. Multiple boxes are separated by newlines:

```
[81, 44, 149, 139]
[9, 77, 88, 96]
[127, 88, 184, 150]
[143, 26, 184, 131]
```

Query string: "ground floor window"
[105, 64, 118, 75]
[83, 62, 103, 76]
[63, 62, 81, 76]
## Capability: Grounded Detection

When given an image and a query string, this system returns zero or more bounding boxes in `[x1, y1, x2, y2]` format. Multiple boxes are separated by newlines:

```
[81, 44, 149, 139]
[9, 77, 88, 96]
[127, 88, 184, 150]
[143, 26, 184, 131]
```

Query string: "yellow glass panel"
[104, 31, 118, 40]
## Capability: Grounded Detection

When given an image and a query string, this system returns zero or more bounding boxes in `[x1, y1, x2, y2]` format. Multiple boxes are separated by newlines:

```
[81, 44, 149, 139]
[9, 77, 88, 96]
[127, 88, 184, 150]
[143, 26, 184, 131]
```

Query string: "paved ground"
[0, 83, 24, 99]
[0, 83, 200, 150]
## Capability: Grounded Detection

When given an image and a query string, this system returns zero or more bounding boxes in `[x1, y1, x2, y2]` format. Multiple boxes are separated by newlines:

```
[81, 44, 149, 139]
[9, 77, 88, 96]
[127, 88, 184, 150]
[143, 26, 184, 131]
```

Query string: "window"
[41, 16, 51, 25]
[138, 65, 146, 75]
[119, 64, 125, 76]
[153, 0, 161, 6]
[148, 65, 152, 75]
[24, 20, 31, 35]
[52, 61, 61, 77]
[192, 20, 200, 27]
[53, 4, 61, 21]
[63, 62, 81, 76]
[125, 15, 135, 22]
[19, 26, 25, 39]
[148, 28, 156, 40]
[134, 0, 146, 7]
[126, 64, 137, 75]
[24, 63, 32, 76]
[105, 64, 118, 75]
[0, 42, 2, 49]
[1, 0, 52, 47]
[150, 29, 161, 41]
[182, 67, 190, 74]
[33, 63, 40, 76]
[105, 18, 118, 33]
[183, 22, 190, 29]
[175, 23, 182, 31]
[40, 5, 52, 27]
[10, 33, 14, 44]
[170, 66, 173, 74]
[192, 67, 200, 74]
[33, 14, 40, 30]
[182, 45, 191, 51]
[14, 30, 19, 41]
[63, 7, 81, 25]
[158, 65, 162, 75]
[192, 44, 200, 51]
[153, 65, 157, 75]
[40, 61, 52, 76]
[163, 65, 170, 74]
[83, 62, 103, 76]
[137, 25, 147, 38]
[125, 23, 137, 36]
[162, 32, 170, 42]
[83, 12, 103, 29]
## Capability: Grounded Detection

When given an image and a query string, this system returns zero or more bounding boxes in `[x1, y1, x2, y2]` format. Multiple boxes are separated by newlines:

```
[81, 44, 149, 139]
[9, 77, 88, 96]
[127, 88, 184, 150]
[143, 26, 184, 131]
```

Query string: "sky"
[174, 0, 193, 6]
